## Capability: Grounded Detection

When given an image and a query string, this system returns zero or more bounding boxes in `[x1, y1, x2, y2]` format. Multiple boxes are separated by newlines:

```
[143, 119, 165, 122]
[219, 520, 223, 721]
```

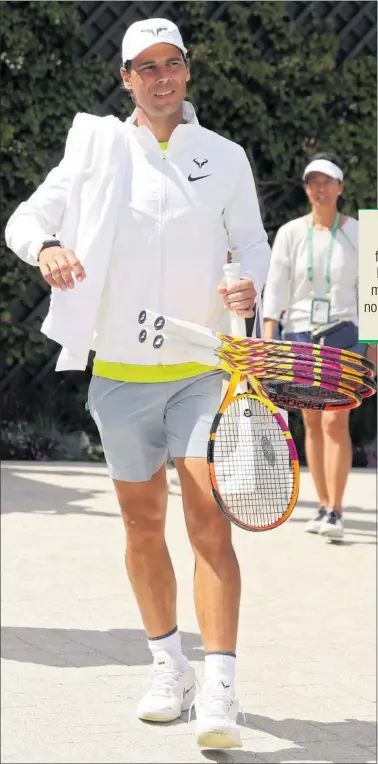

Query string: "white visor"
[303, 159, 343, 182]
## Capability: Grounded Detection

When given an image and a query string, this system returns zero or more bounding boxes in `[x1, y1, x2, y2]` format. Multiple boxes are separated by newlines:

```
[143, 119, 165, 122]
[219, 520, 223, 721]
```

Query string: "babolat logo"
[141, 26, 167, 36]
[261, 436, 275, 466]
[270, 394, 325, 411]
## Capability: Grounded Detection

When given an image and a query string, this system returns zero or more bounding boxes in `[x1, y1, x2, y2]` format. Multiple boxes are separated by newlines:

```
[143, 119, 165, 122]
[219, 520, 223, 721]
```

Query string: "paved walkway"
[1, 462, 376, 763]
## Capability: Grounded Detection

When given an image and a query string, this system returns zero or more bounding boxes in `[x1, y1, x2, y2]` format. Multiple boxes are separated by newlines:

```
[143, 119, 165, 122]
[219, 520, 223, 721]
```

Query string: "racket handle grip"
[223, 263, 246, 337]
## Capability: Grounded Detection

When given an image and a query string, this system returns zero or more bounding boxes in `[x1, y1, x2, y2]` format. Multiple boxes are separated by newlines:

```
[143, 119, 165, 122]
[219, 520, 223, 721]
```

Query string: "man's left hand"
[217, 277, 256, 318]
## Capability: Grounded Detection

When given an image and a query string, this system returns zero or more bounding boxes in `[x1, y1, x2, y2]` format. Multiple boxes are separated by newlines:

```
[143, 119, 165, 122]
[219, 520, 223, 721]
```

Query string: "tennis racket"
[140, 313, 375, 380]
[137, 313, 375, 411]
[223, 355, 375, 410]
[216, 338, 376, 378]
[207, 262, 300, 531]
[138, 263, 300, 532]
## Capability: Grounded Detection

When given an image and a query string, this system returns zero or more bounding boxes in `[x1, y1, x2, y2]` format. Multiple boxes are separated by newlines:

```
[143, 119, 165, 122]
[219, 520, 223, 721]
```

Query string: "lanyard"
[306, 212, 340, 298]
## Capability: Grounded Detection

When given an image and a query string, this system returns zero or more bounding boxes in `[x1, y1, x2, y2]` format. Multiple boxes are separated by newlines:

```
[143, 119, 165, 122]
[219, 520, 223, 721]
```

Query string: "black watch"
[38, 239, 62, 260]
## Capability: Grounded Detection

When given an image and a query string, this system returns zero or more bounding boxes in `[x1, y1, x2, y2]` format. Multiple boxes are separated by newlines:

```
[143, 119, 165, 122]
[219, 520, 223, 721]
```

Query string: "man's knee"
[114, 467, 168, 541]
[175, 457, 233, 554]
[185, 497, 232, 556]
[188, 514, 232, 558]
[121, 506, 166, 540]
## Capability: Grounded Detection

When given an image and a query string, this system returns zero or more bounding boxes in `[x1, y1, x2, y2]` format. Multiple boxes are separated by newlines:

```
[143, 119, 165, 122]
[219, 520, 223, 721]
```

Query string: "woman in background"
[263, 152, 376, 540]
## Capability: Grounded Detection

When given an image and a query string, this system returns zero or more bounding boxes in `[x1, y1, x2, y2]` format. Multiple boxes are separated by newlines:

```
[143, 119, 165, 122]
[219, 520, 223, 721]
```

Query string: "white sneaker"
[168, 470, 182, 495]
[319, 509, 344, 540]
[305, 507, 329, 534]
[137, 650, 196, 723]
[195, 678, 242, 749]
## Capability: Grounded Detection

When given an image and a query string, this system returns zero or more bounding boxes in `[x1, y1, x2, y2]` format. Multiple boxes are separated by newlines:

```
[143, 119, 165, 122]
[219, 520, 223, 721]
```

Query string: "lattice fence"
[1, 1, 376, 393]
[77, 1, 378, 116]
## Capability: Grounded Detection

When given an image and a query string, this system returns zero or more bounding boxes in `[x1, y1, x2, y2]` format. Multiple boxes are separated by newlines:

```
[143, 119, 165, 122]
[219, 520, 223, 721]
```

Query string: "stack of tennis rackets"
[136, 281, 376, 534]
[137, 310, 376, 412]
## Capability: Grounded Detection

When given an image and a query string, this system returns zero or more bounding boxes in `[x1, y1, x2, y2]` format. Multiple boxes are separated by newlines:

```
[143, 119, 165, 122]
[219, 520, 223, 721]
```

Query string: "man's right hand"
[38, 247, 86, 290]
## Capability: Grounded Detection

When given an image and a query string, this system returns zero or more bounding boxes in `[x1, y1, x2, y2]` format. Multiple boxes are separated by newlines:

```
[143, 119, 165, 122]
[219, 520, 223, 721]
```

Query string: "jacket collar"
[126, 100, 199, 127]
[125, 101, 200, 153]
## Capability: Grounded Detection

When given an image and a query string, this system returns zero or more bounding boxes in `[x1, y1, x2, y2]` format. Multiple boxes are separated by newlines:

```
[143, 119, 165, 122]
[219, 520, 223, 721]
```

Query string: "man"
[6, 18, 271, 749]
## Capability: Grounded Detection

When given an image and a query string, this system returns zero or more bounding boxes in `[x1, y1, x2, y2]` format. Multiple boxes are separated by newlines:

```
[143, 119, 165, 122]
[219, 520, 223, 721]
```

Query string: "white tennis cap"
[122, 18, 187, 64]
[303, 159, 343, 182]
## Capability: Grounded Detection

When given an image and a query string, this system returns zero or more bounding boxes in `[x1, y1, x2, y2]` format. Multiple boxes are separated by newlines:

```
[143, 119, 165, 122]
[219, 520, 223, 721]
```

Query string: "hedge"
[0, 1, 376, 461]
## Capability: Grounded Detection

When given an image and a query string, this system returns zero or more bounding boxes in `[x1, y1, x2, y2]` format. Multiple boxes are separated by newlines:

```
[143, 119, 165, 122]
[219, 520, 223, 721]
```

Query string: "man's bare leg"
[114, 464, 195, 722]
[174, 457, 241, 654]
[175, 456, 242, 748]
[114, 465, 177, 637]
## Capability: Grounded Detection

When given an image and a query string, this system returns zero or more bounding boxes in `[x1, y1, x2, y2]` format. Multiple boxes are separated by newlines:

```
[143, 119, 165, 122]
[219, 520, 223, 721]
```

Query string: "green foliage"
[1, 0, 376, 459]
[177, 1, 377, 234]
[1, 1, 111, 204]
[0, 0, 113, 371]
[0, 415, 103, 461]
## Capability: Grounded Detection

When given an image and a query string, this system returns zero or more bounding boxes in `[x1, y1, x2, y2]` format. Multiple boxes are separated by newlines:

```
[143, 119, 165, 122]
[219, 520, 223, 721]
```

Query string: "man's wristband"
[38, 240, 62, 260]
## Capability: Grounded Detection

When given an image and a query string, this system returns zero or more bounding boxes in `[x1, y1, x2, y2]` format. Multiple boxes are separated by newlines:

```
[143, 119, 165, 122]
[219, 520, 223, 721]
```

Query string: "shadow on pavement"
[201, 713, 376, 763]
[291, 502, 377, 539]
[2, 624, 376, 762]
[1, 626, 204, 667]
[296, 500, 377, 515]
[1, 465, 119, 518]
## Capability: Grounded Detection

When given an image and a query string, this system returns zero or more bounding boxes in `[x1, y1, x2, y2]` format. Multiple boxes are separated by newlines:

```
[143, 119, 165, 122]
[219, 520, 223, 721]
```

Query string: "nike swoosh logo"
[221, 681, 230, 689]
[188, 174, 211, 182]
[184, 684, 195, 695]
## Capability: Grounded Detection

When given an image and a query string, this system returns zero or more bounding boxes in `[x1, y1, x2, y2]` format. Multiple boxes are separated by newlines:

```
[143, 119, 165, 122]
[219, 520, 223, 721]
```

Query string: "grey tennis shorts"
[87, 371, 224, 482]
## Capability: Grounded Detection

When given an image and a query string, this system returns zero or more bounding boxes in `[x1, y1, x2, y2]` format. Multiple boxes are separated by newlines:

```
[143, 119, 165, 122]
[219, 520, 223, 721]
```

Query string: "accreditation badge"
[310, 298, 331, 325]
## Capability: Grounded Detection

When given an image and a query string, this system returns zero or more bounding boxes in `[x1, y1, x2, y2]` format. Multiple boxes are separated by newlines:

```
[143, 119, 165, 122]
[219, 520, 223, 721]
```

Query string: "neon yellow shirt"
[92, 141, 215, 383]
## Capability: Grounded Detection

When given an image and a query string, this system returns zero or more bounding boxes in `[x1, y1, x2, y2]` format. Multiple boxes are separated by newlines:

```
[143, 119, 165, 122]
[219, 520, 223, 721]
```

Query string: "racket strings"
[263, 380, 356, 405]
[217, 334, 375, 369]
[259, 370, 374, 394]
[216, 348, 374, 382]
[216, 338, 375, 377]
[212, 397, 295, 529]
[225, 354, 369, 379]
[218, 348, 372, 380]
[215, 347, 376, 403]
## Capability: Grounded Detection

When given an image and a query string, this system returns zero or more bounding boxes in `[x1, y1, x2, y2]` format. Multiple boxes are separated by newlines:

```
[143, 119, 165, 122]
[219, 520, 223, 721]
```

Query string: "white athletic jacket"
[5, 102, 271, 370]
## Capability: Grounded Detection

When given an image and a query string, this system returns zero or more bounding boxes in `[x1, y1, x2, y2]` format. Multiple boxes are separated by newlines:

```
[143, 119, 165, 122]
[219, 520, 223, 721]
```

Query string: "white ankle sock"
[205, 652, 236, 691]
[148, 627, 185, 666]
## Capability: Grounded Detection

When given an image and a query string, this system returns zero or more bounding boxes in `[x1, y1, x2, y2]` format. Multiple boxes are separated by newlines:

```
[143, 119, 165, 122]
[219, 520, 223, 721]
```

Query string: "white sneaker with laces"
[305, 507, 329, 534]
[319, 509, 344, 539]
[137, 650, 196, 723]
[195, 678, 243, 749]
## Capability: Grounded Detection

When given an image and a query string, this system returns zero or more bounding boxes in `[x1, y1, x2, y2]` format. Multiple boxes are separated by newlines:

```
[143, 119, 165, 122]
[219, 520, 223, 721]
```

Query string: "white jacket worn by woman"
[263, 216, 359, 333]
[5, 102, 271, 371]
